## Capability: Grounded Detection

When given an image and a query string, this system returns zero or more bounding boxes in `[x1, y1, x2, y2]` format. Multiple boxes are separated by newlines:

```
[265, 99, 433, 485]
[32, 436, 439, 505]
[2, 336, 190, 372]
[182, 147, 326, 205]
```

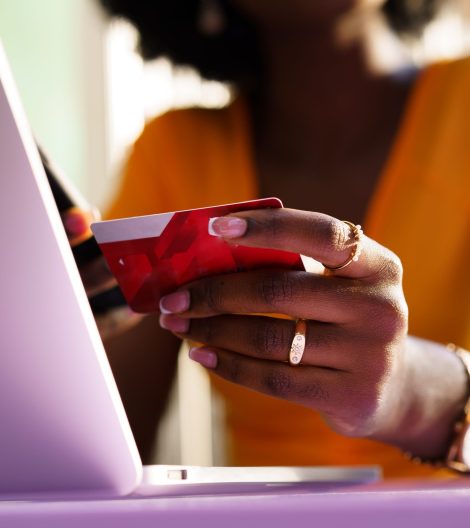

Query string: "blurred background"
[0, 0, 231, 209]
[1, 0, 469, 466]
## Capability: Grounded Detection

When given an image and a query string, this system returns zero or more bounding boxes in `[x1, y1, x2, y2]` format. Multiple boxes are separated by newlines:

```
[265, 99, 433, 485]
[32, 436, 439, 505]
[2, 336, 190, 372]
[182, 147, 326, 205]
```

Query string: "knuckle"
[257, 273, 295, 309]
[374, 249, 404, 283]
[375, 293, 408, 340]
[358, 286, 408, 340]
[383, 250, 404, 282]
[263, 368, 293, 399]
[252, 320, 289, 358]
[298, 381, 330, 402]
[323, 218, 350, 253]
[222, 354, 243, 385]
[307, 322, 340, 351]
[263, 367, 329, 403]
[197, 318, 216, 345]
[389, 252, 403, 277]
[330, 282, 368, 316]
[249, 211, 284, 241]
[267, 211, 284, 240]
[202, 280, 225, 313]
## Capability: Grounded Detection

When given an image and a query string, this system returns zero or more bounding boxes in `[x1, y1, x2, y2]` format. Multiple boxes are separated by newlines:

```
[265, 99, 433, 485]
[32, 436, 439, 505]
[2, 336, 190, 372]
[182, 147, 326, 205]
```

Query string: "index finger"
[209, 208, 400, 280]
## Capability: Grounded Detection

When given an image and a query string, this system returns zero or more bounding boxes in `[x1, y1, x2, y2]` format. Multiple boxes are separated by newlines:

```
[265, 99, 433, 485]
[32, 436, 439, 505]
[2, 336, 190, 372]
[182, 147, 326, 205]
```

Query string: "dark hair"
[98, 0, 440, 85]
[383, 0, 440, 35]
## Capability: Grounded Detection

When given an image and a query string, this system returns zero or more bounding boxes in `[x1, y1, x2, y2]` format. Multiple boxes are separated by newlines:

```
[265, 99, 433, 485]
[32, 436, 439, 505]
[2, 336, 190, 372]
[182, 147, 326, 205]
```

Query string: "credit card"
[91, 198, 303, 313]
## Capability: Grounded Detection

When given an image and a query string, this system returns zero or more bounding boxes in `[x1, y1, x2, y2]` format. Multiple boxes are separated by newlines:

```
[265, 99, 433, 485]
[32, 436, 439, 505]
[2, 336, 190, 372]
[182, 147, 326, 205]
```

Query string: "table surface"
[1, 478, 470, 528]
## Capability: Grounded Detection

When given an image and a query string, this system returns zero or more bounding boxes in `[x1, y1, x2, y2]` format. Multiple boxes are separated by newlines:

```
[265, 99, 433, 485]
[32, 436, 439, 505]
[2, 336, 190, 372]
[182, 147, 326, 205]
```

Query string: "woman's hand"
[62, 208, 143, 339]
[158, 208, 468, 458]
[159, 208, 408, 434]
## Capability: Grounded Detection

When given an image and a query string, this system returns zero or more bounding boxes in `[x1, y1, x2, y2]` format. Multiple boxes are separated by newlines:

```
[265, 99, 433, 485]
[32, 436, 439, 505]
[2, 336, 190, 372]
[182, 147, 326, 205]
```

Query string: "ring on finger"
[323, 221, 363, 271]
[289, 319, 307, 366]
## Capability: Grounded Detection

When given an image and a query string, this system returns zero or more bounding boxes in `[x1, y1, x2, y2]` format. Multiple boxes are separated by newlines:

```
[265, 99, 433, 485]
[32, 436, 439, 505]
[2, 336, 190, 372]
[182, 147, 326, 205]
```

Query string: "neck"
[252, 22, 411, 167]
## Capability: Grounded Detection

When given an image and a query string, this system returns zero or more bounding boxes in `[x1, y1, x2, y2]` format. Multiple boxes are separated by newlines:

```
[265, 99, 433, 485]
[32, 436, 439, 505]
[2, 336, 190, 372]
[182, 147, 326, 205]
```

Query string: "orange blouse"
[107, 57, 470, 478]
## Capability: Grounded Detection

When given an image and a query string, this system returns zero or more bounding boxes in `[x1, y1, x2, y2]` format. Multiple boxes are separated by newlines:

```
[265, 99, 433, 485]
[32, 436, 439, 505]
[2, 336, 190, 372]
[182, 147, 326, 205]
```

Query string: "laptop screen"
[0, 41, 141, 499]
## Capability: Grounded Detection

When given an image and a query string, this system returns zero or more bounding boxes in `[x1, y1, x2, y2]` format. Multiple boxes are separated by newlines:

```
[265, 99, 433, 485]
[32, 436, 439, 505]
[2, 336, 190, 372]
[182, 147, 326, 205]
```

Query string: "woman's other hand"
[62, 208, 143, 339]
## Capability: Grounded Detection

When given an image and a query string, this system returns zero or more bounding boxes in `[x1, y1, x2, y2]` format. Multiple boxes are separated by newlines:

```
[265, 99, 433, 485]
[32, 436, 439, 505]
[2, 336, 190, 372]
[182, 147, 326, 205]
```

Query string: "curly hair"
[98, 0, 441, 84]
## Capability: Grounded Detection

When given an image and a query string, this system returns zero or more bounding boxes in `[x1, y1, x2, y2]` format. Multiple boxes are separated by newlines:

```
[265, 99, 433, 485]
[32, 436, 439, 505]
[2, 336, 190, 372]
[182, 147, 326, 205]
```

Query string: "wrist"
[404, 345, 470, 472]
[373, 337, 469, 461]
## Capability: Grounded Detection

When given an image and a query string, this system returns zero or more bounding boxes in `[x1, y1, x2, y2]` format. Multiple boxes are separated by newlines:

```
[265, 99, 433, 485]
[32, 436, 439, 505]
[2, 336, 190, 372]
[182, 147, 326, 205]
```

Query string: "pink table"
[1, 479, 470, 528]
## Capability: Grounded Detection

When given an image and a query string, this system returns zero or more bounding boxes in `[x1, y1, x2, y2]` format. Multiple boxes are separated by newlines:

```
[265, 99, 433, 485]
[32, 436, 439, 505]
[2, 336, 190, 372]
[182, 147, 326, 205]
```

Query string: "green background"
[0, 0, 106, 197]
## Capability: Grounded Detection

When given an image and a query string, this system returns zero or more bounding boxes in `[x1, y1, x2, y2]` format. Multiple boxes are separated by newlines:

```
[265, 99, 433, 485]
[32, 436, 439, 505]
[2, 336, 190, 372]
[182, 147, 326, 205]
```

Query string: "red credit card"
[91, 198, 303, 313]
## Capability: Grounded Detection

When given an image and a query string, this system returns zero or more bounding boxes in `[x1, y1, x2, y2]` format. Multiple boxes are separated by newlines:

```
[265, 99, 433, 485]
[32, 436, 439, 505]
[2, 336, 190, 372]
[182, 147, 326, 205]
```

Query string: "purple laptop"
[0, 41, 381, 500]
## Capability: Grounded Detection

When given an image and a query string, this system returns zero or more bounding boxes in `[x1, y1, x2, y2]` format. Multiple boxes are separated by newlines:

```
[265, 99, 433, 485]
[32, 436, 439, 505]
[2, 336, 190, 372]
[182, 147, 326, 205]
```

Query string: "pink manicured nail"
[159, 314, 190, 333]
[159, 290, 190, 314]
[63, 211, 89, 237]
[189, 347, 218, 369]
[208, 216, 247, 238]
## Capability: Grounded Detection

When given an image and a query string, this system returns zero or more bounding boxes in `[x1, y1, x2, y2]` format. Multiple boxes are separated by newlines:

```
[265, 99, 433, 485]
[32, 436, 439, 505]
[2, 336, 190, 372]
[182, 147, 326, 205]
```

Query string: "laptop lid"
[0, 41, 383, 500]
[0, 41, 142, 499]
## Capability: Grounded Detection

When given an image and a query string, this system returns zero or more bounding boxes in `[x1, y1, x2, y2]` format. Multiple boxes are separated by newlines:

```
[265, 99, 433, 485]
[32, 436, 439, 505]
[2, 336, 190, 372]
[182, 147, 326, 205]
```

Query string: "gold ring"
[289, 319, 307, 366]
[323, 221, 363, 271]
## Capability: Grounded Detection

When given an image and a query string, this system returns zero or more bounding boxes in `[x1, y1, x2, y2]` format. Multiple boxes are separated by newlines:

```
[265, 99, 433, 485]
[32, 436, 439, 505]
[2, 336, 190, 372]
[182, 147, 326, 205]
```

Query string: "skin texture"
[159, 210, 468, 459]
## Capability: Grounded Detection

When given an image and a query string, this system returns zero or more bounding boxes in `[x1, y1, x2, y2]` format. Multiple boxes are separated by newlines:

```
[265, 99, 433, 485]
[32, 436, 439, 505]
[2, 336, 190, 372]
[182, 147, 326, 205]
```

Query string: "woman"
[99, 0, 470, 477]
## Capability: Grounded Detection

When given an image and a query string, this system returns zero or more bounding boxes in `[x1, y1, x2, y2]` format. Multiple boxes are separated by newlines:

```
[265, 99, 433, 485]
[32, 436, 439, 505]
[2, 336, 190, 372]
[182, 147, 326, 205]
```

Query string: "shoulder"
[403, 56, 470, 198]
[425, 54, 470, 79]
[136, 100, 243, 150]
[404, 56, 470, 140]
[417, 55, 470, 106]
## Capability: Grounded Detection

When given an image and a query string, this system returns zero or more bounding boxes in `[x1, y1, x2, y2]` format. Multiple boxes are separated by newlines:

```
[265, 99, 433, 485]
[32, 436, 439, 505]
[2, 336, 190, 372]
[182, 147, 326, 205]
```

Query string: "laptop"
[0, 41, 380, 500]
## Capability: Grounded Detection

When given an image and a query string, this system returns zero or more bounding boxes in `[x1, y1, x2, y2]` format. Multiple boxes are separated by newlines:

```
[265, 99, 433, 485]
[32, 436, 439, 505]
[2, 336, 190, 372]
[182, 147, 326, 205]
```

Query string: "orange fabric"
[107, 58, 470, 478]
[366, 58, 470, 348]
[106, 100, 258, 218]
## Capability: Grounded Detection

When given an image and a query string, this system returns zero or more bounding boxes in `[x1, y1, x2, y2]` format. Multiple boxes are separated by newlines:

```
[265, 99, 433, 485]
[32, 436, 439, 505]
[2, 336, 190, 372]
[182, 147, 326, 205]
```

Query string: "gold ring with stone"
[289, 319, 307, 366]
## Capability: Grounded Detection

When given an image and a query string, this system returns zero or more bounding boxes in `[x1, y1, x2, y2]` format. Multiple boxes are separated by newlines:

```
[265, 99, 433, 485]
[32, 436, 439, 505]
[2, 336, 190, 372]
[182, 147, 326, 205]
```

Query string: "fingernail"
[208, 216, 247, 238]
[159, 290, 190, 314]
[159, 314, 190, 333]
[189, 347, 218, 369]
[63, 211, 89, 237]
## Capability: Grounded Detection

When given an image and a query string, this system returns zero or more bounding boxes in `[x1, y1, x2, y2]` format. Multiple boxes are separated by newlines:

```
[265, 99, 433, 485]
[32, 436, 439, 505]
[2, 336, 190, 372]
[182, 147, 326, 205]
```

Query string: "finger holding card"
[158, 207, 409, 439]
[92, 198, 303, 314]
[94, 201, 412, 441]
